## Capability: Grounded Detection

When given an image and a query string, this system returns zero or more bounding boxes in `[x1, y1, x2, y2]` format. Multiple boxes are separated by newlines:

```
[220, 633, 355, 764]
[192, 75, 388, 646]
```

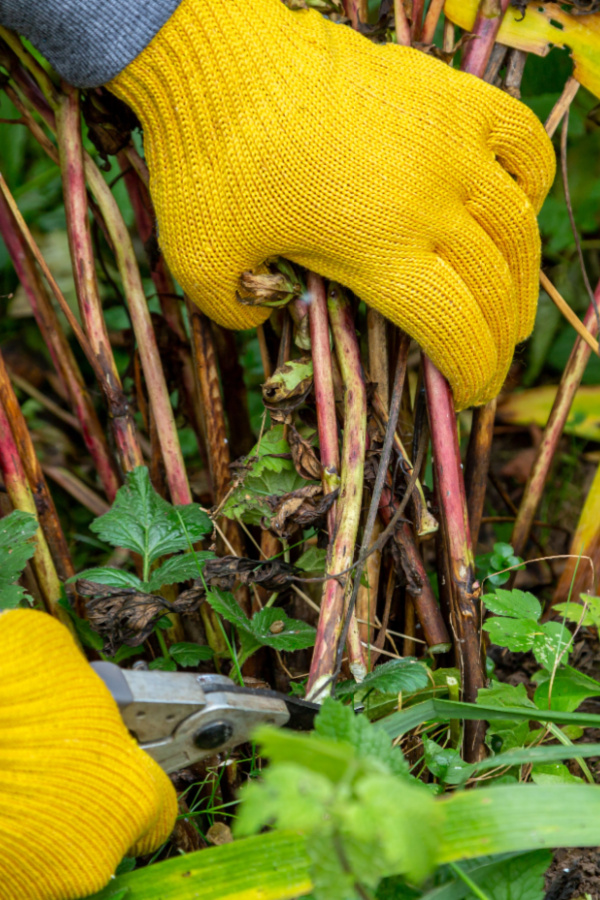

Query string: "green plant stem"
[547, 722, 595, 784]
[156, 625, 170, 662]
[448, 862, 493, 900]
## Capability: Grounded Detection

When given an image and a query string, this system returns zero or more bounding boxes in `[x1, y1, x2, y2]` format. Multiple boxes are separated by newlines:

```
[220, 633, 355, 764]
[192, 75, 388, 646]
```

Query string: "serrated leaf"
[314, 698, 408, 778]
[0, 510, 38, 607]
[555, 595, 600, 630]
[483, 589, 541, 621]
[204, 587, 250, 630]
[146, 552, 213, 592]
[169, 641, 213, 667]
[222, 426, 313, 525]
[341, 658, 430, 697]
[249, 607, 316, 651]
[532, 621, 572, 669]
[90, 467, 209, 570]
[68, 568, 145, 590]
[483, 617, 540, 653]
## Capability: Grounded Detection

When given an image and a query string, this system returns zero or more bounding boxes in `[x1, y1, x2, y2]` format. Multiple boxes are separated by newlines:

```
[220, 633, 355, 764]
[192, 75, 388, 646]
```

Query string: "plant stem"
[55, 86, 144, 482]
[308, 272, 340, 535]
[460, 0, 512, 76]
[511, 280, 600, 557]
[81, 152, 192, 505]
[464, 399, 497, 548]
[0, 397, 75, 633]
[0, 347, 74, 585]
[423, 358, 485, 762]
[0, 189, 119, 500]
[307, 286, 367, 696]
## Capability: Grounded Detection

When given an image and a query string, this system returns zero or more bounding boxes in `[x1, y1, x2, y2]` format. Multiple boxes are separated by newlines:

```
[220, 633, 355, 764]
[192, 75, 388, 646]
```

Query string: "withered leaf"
[203, 556, 301, 592]
[261, 357, 313, 414]
[79, 579, 203, 651]
[266, 485, 338, 539]
[288, 425, 322, 481]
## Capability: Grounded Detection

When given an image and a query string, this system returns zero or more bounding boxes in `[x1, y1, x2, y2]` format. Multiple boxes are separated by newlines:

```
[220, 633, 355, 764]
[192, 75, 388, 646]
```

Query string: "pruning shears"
[92, 663, 320, 773]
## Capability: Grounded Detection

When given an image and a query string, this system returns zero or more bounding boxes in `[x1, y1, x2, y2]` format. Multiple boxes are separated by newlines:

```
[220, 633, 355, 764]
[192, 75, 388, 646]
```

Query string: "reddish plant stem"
[424, 359, 485, 759]
[55, 87, 143, 483]
[117, 151, 209, 463]
[410, 0, 425, 39]
[308, 286, 367, 696]
[465, 399, 497, 548]
[308, 272, 340, 535]
[460, 0, 512, 76]
[0, 347, 74, 585]
[81, 153, 191, 505]
[378, 483, 451, 651]
[512, 281, 600, 556]
[343, 0, 367, 28]
[0, 191, 119, 500]
[394, 0, 412, 45]
[186, 299, 251, 619]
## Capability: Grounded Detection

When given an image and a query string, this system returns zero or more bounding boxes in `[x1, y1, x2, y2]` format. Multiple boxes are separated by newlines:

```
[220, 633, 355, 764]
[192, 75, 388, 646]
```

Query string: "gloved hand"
[0, 610, 177, 900]
[106, 0, 555, 409]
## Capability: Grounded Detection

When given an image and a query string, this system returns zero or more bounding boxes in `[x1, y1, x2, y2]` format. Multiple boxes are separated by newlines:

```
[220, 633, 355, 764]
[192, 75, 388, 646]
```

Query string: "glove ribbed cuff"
[0, 0, 182, 87]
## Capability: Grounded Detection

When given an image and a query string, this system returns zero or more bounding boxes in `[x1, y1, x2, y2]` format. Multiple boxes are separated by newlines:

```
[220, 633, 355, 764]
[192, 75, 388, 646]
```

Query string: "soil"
[545, 847, 600, 900]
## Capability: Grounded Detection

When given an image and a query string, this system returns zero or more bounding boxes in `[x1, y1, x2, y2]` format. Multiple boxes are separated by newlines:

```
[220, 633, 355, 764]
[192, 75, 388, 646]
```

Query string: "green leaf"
[530, 763, 582, 785]
[148, 656, 177, 672]
[483, 589, 541, 621]
[169, 642, 213, 667]
[477, 683, 535, 752]
[469, 850, 551, 900]
[423, 738, 471, 785]
[90, 467, 210, 571]
[249, 607, 316, 651]
[0, 510, 38, 608]
[483, 617, 540, 653]
[555, 594, 600, 630]
[379, 697, 600, 740]
[340, 658, 430, 697]
[68, 568, 144, 590]
[295, 546, 327, 575]
[314, 699, 409, 778]
[203, 587, 250, 631]
[222, 426, 314, 525]
[145, 552, 214, 592]
[86, 830, 312, 900]
[534, 665, 600, 712]
[532, 621, 572, 669]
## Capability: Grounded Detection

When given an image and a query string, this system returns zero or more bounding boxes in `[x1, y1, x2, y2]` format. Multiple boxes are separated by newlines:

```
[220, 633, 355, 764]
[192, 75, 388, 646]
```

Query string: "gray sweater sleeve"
[0, 0, 182, 88]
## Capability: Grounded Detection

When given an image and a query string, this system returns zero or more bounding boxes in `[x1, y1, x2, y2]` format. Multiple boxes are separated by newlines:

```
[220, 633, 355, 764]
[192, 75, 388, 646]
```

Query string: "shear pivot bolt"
[193, 720, 234, 750]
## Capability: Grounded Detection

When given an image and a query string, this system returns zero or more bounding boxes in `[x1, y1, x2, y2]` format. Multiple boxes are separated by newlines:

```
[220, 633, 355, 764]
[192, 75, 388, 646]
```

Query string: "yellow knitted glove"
[108, 0, 555, 409]
[0, 610, 177, 900]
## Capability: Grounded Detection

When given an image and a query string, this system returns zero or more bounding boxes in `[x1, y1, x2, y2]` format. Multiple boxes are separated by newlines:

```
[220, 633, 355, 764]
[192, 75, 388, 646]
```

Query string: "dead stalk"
[0, 191, 120, 499]
[512, 281, 600, 556]
[307, 286, 367, 695]
[0, 396, 75, 632]
[0, 348, 74, 584]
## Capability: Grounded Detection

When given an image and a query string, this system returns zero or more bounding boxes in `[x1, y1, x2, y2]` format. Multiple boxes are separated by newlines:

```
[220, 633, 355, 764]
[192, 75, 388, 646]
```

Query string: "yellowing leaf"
[497, 385, 600, 441]
[444, 1, 600, 99]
